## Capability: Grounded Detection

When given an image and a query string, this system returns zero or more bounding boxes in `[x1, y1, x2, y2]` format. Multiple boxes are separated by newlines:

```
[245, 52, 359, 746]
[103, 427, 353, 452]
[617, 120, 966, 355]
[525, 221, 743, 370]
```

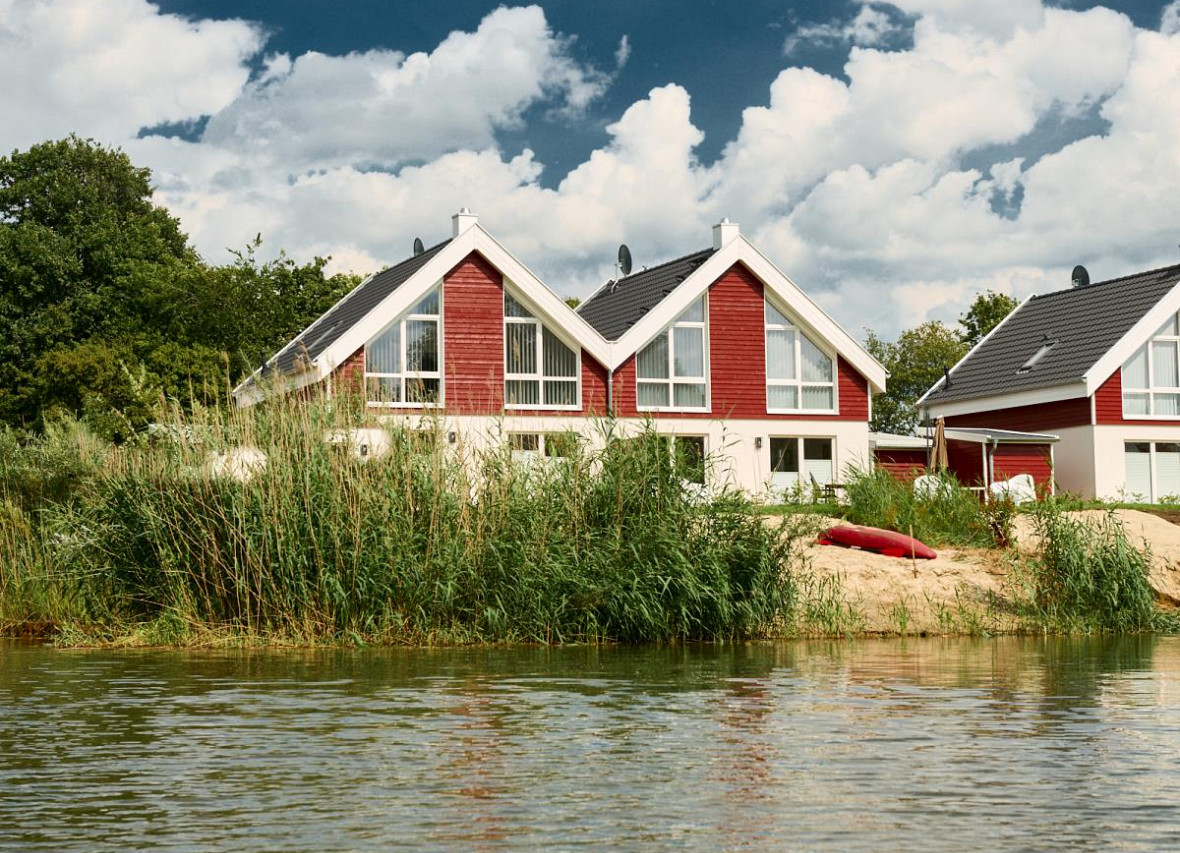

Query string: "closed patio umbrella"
[930, 417, 949, 473]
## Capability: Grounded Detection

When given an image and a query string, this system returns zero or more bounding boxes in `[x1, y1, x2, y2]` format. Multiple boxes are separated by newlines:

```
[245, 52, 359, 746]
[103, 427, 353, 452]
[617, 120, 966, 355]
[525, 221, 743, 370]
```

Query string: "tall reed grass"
[1023, 500, 1161, 633]
[840, 468, 996, 548]
[1, 394, 799, 644]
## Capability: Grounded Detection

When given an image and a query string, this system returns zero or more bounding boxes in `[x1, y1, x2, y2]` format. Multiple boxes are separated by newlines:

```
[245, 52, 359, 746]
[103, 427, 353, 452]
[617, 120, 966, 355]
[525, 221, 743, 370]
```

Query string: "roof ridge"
[1031, 261, 1180, 301]
[613, 246, 714, 285]
[371, 237, 451, 278]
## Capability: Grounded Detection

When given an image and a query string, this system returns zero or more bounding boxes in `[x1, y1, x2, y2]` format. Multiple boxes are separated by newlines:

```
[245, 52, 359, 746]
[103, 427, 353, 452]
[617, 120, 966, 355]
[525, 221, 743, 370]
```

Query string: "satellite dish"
[618, 244, 633, 277]
[1072, 264, 1089, 288]
[413, 237, 425, 256]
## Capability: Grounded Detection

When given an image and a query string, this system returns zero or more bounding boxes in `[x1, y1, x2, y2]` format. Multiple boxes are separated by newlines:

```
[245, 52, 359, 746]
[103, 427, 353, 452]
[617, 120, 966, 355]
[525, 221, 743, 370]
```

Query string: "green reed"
[1, 393, 799, 644]
[840, 467, 996, 548]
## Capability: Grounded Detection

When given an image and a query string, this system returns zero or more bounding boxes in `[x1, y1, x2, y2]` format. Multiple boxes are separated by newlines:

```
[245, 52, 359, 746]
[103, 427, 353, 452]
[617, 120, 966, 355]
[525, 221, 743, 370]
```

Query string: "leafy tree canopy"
[0, 137, 358, 439]
[958, 290, 1019, 347]
[866, 291, 1021, 434]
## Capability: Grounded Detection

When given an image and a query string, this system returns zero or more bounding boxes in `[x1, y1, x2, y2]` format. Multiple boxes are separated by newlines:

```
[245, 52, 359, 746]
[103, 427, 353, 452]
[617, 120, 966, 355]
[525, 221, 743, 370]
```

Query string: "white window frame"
[768, 436, 836, 493]
[765, 297, 838, 415]
[636, 297, 710, 413]
[503, 290, 582, 411]
[364, 287, 443, 409]
[1122, 313, 1180, 419]
[1123, 440, 1180, 503]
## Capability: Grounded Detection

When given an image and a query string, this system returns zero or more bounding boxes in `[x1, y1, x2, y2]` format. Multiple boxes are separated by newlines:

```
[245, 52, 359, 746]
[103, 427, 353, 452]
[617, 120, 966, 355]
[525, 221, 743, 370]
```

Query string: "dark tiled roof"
[270, 239, 451, 375]
[924, 263, 1180, 406]
[577, 248, 714, 341]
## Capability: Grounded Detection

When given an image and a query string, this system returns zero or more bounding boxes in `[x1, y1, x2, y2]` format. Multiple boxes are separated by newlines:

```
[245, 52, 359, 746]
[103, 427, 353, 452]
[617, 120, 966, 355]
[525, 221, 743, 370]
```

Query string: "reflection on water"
[0, 637, 1177, 852]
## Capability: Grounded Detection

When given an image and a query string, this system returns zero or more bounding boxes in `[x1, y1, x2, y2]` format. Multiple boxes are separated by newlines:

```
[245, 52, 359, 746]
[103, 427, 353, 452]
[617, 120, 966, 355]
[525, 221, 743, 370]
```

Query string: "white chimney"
[712, 217, 740, 250]
[452, 207, 478, 237]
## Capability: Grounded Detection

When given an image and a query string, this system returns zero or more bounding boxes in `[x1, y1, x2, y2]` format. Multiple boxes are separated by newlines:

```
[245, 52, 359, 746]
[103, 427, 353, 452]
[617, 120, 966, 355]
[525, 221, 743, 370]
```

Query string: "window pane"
[367, 324, 401, 374]
[504, 293, 533, 318]
[506, 323, 537, 374]
[543, 380, 577, 406]
[802, 386, 835, 410]
[768, 385, 798, 410]
[1124, 392, 1149, 415]
[673, 326, 704, 377]
[406, 320, 438, 372]
[1156, 392, 1180, 416]
[1159, 445, 1180, 499]
[412, 289, 439, 316]
[804, 438, 833, 460]
[1124, 345, 1148, 389]
[673, 436, 706, 484]
[673, 382, 706, 408]
[800, 335, 833, 382]
[1125, 443, 1151, 500]
[678, 297, 704, 323]
[510, 433, 540, 452]
[766, 329, 796, 380]
[1154, 342, 1179, 387]
[770, 438, 798, 473]
[804, 438, 834, 486]
[765, 300, 790, 327]
[367, 376, 401, 403]
[505, 379, 539, 405]
[406, 377, 439, 404]
[542, 328, 578, 378]
[545, 432, 578, 458]
[1157, 315, 1179, 337]
[637, 382, 669, 408]
[637, 335, 669, 379]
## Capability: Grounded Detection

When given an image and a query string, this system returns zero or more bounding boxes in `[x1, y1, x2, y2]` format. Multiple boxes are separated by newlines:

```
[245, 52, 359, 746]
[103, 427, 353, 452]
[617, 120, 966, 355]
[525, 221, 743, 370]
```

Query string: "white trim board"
[922, 382, 1088, 419]
[1084, 280, 1180, 396]
[607, 235, 887, 391]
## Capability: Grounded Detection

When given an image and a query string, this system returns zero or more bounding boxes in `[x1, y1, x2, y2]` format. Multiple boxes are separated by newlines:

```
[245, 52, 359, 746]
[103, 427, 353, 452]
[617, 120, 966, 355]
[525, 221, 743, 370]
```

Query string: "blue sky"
[4, 0, 1180, 337]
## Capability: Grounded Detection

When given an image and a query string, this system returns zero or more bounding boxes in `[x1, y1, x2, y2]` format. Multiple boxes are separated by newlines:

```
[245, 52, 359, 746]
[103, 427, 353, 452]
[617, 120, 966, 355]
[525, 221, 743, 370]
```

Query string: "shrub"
[1027, 500, 1158, 633]
[841, 467, 994, 548]
[15, 394, 801, 644]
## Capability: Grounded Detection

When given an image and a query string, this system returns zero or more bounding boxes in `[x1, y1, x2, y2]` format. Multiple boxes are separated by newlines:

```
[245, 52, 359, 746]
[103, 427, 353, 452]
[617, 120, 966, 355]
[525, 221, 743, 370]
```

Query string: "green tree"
[866, 321, 968, 435]
[958, 290, 1018, 347]
[0, 137, 360, 437]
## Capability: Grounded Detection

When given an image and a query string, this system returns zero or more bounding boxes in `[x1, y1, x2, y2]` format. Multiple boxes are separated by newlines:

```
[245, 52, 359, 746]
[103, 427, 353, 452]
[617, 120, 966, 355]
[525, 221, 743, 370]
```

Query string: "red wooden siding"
[442, 252, 504, 414]
[943, 397, 1090, 431]
[332, 348, 365, 395]
[947, 439, 986, 487]
[611, 262, 870, 420]
[874, 448, 927, 481]
[1094, 371, 1122, 424]
[1091, 369, 1180, 426]
[991, 444, 1053, 489]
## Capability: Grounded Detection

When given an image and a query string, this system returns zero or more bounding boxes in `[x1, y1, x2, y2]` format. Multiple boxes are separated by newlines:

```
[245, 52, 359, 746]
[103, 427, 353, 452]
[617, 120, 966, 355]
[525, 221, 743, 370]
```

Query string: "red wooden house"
[919, 263, 1180, 501]
[235, 211, 888, 497]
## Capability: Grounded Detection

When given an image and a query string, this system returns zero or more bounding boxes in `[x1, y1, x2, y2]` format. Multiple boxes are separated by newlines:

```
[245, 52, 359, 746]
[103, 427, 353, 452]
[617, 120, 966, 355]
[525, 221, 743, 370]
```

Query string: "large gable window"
[636, 297, 708, 411]
[1123, 313, 1180, 417]
[504, 293, 579, 408]
[365, 288, 441, 406]
[765, 300, 836, 412]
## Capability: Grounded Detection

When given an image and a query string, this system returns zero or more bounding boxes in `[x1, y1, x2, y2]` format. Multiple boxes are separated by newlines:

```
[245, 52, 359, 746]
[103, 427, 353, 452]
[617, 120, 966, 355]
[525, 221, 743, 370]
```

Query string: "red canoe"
[817, 525, 937, 560]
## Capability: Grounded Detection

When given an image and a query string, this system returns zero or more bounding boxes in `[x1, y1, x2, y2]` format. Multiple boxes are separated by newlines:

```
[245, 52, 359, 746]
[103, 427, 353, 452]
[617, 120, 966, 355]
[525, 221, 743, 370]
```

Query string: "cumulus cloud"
[0, 0, 262, 153]
[7, 0, 1180, 340]
[615, 34, 631, 68]
[201, 5, 608, 169]
[784, 3, 907, 55]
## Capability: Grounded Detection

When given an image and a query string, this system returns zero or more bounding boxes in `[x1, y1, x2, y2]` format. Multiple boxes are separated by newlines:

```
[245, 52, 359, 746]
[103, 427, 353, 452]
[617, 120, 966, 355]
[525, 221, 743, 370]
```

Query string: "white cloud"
[8, 0, 1180, 340]
[201, 5, 608, 169]
[0, 0, 262, 153]
[615, 34, 631, 69]
[784, 3, 906, 55]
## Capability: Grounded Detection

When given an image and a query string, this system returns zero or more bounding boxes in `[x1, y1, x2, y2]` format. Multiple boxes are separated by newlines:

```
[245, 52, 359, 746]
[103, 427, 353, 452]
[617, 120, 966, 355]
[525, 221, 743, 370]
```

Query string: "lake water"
[1, 636, 1178, 851]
